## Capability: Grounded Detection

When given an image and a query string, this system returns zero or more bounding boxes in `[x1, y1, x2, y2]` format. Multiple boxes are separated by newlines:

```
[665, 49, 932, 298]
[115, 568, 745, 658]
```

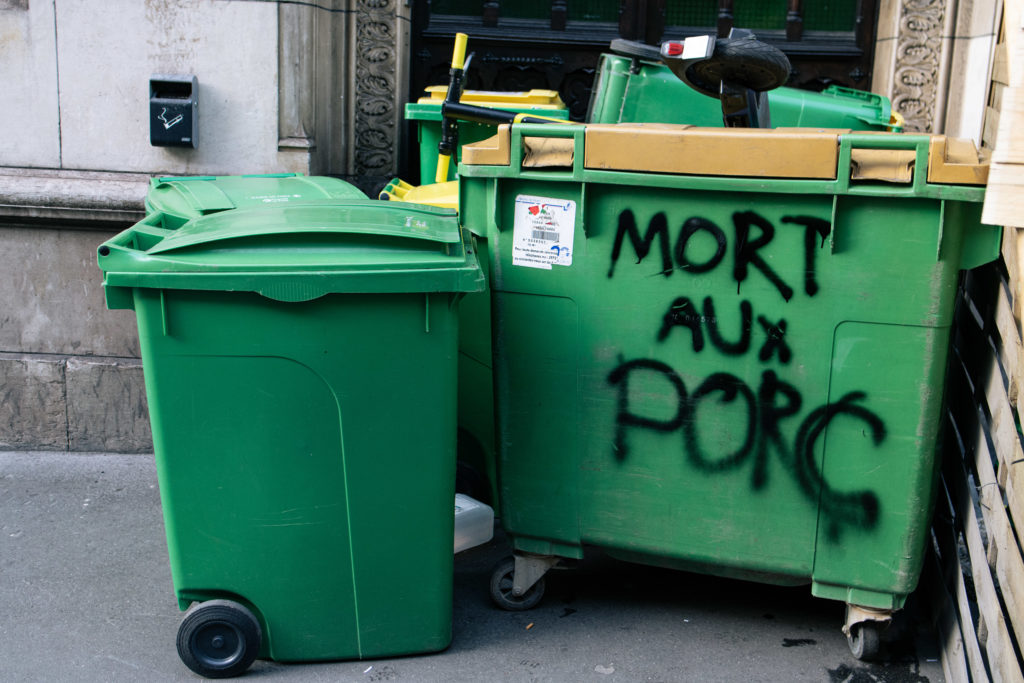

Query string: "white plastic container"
[454, 494, 494, 553]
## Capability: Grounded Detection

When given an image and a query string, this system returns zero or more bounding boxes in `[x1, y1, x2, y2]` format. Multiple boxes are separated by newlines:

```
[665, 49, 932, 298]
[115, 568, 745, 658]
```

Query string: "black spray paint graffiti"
[656, 296, 793, 364]
[605, 210, 884, 540]
[607, 360, 884, 540]
[607, 209, 831, 302]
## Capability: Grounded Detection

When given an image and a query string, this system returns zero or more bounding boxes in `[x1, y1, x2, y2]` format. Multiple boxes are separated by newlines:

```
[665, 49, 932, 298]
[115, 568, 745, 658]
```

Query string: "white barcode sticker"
[512, 195, 576, 269]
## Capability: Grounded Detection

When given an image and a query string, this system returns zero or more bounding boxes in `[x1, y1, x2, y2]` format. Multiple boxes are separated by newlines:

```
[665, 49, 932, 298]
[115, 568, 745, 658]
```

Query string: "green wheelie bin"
[97, 181, 483, 677]
[457, 123, 996, 660]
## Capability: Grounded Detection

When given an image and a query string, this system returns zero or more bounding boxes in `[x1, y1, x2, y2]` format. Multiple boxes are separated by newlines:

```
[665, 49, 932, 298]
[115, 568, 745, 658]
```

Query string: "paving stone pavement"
[0, 451, 944, 682]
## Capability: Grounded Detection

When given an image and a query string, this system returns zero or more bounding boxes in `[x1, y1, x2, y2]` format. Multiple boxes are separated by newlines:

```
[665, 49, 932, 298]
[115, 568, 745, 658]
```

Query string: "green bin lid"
[145, 174, 367, 221]
[98, 199, 483, 303]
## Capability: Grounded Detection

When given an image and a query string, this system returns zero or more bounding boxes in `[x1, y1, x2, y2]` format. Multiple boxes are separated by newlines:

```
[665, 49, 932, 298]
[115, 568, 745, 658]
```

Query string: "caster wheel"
[847, 622, 882, 661]
[177, 599, 262, 678]
[489, 557, 545, 611]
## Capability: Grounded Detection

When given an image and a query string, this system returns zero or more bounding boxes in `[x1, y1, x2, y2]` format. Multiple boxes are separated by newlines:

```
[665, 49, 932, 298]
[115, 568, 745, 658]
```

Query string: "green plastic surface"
[135, 289, 460, 661]
[587, 54, 896, 130]
[458, 125, 998, 610]
[455, 239, 499, 505]
[98, 179, 483, 661]
[145, 173, 368, 220]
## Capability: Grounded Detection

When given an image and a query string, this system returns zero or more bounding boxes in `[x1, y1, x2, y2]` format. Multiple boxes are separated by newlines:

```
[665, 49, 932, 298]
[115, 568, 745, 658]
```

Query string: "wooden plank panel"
[963, 295, 1024, 569]
[987, 377, 1024, 546]
[1004, 0, 1023, 87]
[960, 426, 1024, 683]
[1003, 226, 1022, 324]
[984, 328, 1022, 460]
[938, 466, 994, 683]
[991, 87, 1024, 164]
[982, 174, 1024, 230]
[992, 81, 1007, 113]
[930, 544, 977, 683]
[985, 104, 1003, 152]
[970, 374, 1024, 653]
[988, 497, 1024, 663]
[993, 40, 1010, 86]
[983, 83, 1024, 226]
[1005, 451, 1024, 555]
[936, 589, 972, 681]
[1018, 227, 1024, 336]
[983, 353, 1024, 540]
[996, 269, 1024, 396]
[1002, 227, 1020, 301]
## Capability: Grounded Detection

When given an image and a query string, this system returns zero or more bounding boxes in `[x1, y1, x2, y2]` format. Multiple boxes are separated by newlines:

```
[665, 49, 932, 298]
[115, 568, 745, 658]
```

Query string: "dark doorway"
[409, 0, 879, 124]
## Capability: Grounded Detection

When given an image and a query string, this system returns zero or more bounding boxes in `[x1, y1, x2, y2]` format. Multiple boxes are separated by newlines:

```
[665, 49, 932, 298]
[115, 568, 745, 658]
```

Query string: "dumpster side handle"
[829, 195, 839, 254]
[160, 290, 171, 336]
[509, 123, 587, 180]
[837, 134, 932, 195]
[486, 178, 501, 233]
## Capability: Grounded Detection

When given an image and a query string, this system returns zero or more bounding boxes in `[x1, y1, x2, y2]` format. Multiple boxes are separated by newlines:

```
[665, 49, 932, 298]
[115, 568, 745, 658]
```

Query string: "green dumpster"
[458, 123, 995, 658]
[98, 185, 483, 677]
[587, 52, 903, 131]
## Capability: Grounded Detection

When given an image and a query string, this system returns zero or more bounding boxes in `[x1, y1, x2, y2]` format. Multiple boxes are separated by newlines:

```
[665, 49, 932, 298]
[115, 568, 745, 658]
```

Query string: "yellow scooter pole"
[435, 32, 469, 184]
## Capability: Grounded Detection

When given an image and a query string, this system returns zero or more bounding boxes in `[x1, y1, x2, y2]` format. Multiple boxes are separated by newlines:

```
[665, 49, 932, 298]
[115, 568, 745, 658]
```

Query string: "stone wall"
[873, 0, 1000, 139]
[0, 219, 147, 452]
[0, 1, 411, 452]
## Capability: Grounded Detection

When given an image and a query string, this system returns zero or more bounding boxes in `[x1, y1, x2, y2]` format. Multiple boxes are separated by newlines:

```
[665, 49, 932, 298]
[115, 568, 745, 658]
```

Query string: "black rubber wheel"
[489, 557, 545, 611]
[685, 35, 791, 97]
[177, 600, 262, 678]
[847, 622, 882, 661]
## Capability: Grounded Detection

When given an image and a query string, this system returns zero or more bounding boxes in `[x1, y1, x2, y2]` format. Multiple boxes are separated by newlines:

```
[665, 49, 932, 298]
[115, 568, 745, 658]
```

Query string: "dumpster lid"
[148, 201, 459, 254]
[146, 174, 367, 221]
[583, 124, 845, 179]
[460, 123, 989, 186]
[98, 199, 483, 301]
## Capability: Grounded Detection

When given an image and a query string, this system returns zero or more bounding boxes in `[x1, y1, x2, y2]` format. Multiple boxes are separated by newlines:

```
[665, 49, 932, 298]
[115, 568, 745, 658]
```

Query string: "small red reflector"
[665, 41, 684, 56]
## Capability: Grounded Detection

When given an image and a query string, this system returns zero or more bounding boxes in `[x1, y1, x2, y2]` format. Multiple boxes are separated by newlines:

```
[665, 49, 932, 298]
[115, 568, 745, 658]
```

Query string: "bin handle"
[506, 123, 585, 177]
[98, 212, 170, 257]
[99, 230, 135, 253]
[837, 134, 932, 194]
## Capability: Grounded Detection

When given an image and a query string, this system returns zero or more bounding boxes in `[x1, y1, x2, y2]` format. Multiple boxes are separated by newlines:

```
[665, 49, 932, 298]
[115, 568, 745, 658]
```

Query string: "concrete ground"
[1, 451, 943, 682]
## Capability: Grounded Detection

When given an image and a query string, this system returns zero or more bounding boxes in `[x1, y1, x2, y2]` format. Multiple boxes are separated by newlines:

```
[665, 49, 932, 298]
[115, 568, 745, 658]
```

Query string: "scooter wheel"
[685, 35, 792, 97]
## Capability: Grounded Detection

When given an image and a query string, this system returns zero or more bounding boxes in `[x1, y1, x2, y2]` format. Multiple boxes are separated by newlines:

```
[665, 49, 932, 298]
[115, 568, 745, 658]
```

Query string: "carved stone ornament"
[354, 0, 399, 179]
[892, 0, 945, 132]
